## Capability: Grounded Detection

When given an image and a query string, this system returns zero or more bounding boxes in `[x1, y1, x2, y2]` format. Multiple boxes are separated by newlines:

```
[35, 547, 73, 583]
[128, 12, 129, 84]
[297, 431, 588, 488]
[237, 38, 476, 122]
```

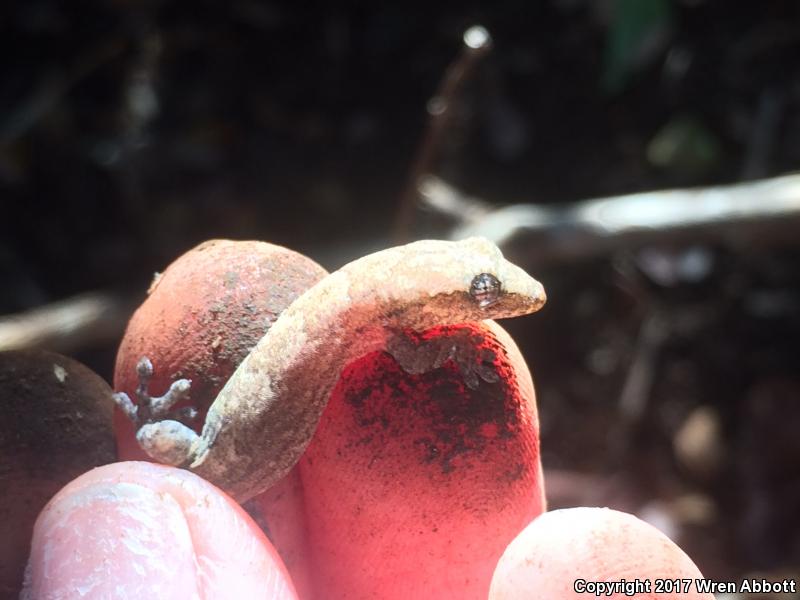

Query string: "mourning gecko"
[114, 237, 546, 501]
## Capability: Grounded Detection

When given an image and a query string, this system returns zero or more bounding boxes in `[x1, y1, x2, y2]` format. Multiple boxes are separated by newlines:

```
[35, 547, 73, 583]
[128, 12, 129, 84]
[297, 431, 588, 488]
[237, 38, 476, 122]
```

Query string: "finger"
[245, 470, 315, 600]
[23, 461, 298, 600]
[300, 321, 545, 599]
[489, 507, 713, 599]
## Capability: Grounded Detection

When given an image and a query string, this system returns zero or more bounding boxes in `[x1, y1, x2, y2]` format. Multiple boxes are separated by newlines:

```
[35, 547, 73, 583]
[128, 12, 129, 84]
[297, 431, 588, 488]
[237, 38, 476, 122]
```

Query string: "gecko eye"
[470, 273, 501, 308]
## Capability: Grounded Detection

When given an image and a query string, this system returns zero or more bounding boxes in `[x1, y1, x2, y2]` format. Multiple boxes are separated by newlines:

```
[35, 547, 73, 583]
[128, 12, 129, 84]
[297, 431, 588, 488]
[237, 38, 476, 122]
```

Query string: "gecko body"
[117, 238, 546, 501]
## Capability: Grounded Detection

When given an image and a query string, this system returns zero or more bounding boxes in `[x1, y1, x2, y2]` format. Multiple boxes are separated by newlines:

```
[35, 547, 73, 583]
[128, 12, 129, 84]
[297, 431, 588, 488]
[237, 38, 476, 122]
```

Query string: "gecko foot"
[137, 420, 199, 466]
[111, 356, 195, 427]
[112, 357, 200, 465]
[387, 327, 500, 390]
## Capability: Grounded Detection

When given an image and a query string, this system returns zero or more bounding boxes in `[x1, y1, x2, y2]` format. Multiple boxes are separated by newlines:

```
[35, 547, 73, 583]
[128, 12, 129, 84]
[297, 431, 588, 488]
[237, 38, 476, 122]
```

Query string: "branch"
[0, 292, 130, 353]
[392, 26, 493, 243]
[419, 173, 800, 262]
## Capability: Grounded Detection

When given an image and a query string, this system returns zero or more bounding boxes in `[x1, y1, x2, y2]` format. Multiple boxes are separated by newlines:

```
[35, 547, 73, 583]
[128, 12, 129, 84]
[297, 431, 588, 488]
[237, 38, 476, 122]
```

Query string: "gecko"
[113, 237, 546, 502]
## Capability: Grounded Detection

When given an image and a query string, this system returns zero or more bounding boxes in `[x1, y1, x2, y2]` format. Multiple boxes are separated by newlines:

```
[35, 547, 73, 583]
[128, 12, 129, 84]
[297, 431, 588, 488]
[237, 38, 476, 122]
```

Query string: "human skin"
[23, 470, 715, 599]
[489, 507, 715, 600]
[22, 462, 297, 600]
[79, 242, 708, 598]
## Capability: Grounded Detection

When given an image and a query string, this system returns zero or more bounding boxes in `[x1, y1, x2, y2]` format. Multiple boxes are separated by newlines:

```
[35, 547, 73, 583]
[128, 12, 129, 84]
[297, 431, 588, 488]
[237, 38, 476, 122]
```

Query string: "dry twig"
[0, 292, 129, 354]
[419, 173, 800, 262]
[393, 26, 493, 243]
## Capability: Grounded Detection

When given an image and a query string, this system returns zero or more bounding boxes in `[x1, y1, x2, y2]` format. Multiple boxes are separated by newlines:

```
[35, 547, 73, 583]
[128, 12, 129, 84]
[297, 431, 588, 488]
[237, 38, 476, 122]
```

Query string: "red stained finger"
[113, 239, 327, 462]
[489, 507, 714, 599]
[23, 461, 298, 600]
[300, 321, 545, 599]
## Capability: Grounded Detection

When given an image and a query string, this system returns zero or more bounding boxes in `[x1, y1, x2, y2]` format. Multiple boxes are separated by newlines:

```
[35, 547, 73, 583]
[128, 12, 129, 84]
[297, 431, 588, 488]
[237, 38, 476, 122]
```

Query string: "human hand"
[23, 461, 713, 599]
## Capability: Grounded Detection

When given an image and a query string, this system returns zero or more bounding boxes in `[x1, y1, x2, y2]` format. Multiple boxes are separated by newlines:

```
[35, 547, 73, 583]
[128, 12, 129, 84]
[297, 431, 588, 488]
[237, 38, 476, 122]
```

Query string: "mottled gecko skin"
[131, 238, 546, 502]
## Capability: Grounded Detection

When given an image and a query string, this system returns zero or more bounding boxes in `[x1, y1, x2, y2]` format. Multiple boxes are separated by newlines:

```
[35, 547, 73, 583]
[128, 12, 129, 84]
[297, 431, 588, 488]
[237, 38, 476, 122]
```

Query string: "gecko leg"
[111, 357, 200, 466]
[386, 327, 500, 389]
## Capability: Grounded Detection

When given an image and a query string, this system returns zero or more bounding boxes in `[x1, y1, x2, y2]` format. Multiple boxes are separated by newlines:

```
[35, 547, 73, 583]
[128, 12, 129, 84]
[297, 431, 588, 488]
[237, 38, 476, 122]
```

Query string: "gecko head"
[382, 237, 546, 327]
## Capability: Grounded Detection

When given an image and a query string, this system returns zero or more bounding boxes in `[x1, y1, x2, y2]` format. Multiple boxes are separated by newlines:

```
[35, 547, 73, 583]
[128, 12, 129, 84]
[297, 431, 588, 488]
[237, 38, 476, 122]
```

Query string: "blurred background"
[1, 0, 799, 584]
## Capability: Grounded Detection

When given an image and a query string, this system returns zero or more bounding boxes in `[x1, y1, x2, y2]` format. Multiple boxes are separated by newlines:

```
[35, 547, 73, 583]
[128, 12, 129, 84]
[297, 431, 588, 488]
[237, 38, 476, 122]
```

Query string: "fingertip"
[490, 507, 714, 599]
[24, 462, 298, 600]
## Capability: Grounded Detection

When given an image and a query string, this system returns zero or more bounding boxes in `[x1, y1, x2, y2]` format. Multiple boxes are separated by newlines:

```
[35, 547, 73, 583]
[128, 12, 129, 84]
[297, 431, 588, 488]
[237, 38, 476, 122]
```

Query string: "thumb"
[23, 461, 297, 600]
